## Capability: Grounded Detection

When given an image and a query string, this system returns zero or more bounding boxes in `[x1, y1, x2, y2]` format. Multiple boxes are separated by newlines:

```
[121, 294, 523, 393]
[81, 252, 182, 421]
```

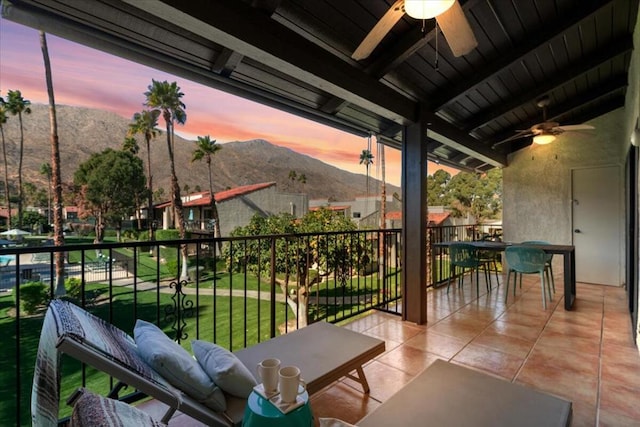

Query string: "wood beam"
[464, 37, 633, 132]
[429, 0, 616, 111]
[211, 48, 244, 77]
[139, 0, 418, 124]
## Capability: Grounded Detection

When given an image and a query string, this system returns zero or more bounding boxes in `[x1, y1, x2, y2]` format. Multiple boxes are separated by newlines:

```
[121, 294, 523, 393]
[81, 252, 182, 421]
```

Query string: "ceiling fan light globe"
[404, 0, 455, 19]
[533, 134, 556, 145]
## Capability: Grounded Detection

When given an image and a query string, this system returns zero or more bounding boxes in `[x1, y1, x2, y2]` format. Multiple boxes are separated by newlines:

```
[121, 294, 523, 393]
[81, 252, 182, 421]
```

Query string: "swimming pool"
[0, 255, 16, 266]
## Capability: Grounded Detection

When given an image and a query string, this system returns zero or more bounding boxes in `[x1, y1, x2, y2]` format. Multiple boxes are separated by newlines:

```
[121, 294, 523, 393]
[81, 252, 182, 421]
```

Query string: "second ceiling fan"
[352, 0, 478, 61]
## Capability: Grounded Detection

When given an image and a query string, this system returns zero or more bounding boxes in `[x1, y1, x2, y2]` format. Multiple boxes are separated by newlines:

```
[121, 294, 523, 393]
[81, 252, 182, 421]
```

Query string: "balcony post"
[401, 106, 428, 324]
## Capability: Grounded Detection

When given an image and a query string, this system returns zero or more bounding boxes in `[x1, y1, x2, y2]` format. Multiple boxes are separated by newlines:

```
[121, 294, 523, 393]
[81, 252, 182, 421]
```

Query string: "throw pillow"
[133, 320, 226, 411]
[192, 340, 258, 398]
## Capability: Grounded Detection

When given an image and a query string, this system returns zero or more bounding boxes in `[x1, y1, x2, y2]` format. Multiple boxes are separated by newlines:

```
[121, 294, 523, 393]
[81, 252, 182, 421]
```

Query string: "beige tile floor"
[153, 273, 640, 426]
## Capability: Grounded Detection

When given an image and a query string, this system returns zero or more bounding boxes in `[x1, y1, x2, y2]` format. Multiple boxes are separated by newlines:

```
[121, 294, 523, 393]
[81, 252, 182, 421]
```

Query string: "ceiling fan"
[499, 96, 596, 146]
[351, 0, 477, 61]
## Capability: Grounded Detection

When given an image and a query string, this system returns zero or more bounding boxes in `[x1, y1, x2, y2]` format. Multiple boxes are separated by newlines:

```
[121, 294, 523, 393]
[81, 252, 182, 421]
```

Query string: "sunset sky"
[0, 18, 452, 187]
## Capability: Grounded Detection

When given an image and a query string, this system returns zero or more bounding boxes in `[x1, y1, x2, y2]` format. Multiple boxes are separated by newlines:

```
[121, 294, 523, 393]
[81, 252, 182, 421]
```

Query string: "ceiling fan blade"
[352, 0, 405, 60]
[492, 130, 534, 148]
[555, 124, 596, 131]
[436, 0, 477, 57]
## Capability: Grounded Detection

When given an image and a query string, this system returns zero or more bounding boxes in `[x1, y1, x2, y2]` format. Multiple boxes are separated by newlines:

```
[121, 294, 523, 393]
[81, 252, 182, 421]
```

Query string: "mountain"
[0, 104, 399, 202]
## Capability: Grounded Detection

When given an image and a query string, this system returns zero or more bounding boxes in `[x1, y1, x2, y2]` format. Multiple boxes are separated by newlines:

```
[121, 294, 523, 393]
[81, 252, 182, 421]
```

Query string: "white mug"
[278, 366, 306, 403]
[257, 358, 280, 393]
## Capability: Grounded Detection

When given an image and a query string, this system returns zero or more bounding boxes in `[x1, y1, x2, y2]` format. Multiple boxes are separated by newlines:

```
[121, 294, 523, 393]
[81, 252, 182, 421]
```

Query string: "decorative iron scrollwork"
[164, 280, 193, 342]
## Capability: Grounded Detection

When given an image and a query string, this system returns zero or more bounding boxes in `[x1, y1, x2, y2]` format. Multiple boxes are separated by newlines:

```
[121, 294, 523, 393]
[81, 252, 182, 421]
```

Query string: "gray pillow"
[133, 320, 226, 411]
[192, 340, 258, 398]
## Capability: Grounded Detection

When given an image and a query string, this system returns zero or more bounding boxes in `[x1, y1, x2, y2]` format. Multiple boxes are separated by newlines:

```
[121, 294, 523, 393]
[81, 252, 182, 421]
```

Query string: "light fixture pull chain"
[435, 20, 439, 71]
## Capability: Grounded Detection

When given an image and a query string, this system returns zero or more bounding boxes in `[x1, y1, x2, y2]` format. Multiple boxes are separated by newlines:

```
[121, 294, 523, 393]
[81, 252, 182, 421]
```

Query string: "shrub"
[164, 258, 178, 278]
[122, 229, 140, 241]
[156, 229, 180, 241]
[15, 282, 48, 315]
[65, 277, 83, 300]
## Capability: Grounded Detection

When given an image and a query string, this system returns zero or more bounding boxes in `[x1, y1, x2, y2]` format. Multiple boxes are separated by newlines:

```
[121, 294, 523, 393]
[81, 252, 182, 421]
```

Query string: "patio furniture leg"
[345, 366, 371, 393]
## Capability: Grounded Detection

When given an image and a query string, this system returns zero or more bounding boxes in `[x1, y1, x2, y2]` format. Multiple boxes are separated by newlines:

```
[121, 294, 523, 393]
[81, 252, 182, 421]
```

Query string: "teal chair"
[504, 246, 552, 309]
[522, 240, 555, 294]
[447, 243, 491, 295]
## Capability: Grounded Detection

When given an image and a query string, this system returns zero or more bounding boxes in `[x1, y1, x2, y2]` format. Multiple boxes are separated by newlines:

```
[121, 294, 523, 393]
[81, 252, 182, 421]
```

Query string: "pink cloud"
[0, 19, 441, 186]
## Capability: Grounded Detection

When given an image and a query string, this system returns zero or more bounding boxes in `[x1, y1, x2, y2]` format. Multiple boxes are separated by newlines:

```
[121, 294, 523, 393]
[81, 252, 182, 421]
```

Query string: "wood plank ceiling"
[2, 0, 638, 172]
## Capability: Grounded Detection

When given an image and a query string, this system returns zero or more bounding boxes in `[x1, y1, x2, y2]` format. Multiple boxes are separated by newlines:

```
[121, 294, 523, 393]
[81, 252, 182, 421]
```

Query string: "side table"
[242, 390, 313, 427]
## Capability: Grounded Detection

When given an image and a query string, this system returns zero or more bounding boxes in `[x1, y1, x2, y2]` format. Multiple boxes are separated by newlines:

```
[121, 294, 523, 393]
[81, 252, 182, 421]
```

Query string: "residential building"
[155, 182, 308, 236]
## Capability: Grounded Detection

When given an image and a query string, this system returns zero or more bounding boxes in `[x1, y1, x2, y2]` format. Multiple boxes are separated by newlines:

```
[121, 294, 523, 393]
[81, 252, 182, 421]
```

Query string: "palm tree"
[5, 89, 31, 229]
[129, 109, 160, 241]
[144, 79, 189, 280]
[40, 31, 65, 295]
[0, 99, 11, 229]
[40, 163, 52, 225]
[377, 138, 386, 277]
[359, 149, 374, 196]
[121, 136, 139, 154]
[191, 135, 222, 248]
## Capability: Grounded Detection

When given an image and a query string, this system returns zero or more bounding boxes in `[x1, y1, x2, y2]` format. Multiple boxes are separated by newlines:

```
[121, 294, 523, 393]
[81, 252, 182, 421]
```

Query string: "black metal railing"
[1, 228, 403, 426]
[0, 223, 496, 425]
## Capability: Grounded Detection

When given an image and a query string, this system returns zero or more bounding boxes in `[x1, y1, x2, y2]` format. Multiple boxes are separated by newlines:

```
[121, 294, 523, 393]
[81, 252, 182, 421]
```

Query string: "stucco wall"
[217, 186, 307, 236]
[503, 108, 627, 246]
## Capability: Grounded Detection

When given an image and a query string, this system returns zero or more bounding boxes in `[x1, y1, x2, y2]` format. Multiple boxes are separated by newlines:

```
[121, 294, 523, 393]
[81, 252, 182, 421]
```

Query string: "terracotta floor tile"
[472, 328, 535, 358]
[403, 330, 468, 359]
[549, 310, 603, 329]
[340, 360, 414, 402]
[523, 343, 600, 375]
[516, 361, 599, 406]
[543, 319, 603, 339]
[599, 380, 640, 420]
[568, 400, 597, 427]
[376, 343, 442, 376]
[341, 311, 392, 333]
[452, 343, 525, 380]
[598, 408, 640, 427]
[427, 317, 487, 341]
[536, 328, 601, 356]
[310, 381, 381, 426]
[486, 319, 543, 342]
[600, 343, 640, 388]
[364, 318, 424, 342]
[496, 311, 549, 330]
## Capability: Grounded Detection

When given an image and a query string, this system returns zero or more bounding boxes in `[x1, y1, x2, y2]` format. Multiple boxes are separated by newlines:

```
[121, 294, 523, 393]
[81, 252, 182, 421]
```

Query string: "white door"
[572, 165, 622, 285]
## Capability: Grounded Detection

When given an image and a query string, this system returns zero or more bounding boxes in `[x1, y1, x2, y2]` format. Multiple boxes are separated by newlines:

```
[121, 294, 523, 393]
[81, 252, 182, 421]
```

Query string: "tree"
[227, 208, 357, 327]
[288, 170, 297, 190]
[144, 79, 189, 280]
[4, 89, 31, 229]
[426, 169, 453, 206]
[377, 138, 386, 277]
[426, 168, 502, 221]
[129, 109, 161, 241]
[40, 163, 52, 224]
[191, 135, 222, 247]
[121, 136, 139, 155]
[40, 31, 66, 295]
[0, 99, 11, 229]
[73, 149, 147, 243]
[359, 149, 374, 196]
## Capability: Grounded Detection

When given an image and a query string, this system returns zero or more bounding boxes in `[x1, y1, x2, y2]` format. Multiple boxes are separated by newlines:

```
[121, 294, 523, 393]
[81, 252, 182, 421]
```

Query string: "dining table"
[433, 241, 576, 310]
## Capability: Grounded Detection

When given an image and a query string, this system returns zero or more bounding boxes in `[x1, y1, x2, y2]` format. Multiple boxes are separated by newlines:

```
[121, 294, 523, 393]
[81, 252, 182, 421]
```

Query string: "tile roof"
[385, 211, 451, 225]
[156, 182, 276, 208]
